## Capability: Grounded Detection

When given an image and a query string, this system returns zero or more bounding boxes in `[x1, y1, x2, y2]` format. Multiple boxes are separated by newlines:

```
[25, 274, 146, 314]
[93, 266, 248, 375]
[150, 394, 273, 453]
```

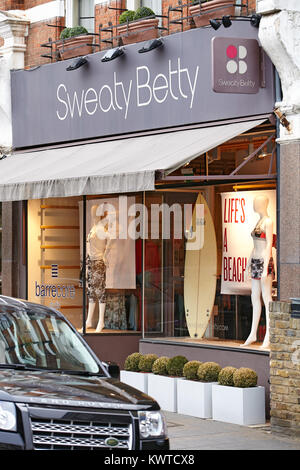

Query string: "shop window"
[65, 0, 95, 32]
[26, 133, 277, 346]
[143, 183, 277, 346]
[27, 195, 143, 334]
[78, 0, 95, 33]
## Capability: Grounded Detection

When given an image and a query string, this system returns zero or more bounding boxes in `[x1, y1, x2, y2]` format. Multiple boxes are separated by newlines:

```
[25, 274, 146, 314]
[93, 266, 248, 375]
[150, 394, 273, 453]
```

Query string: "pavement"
[163, 412, 300, 450]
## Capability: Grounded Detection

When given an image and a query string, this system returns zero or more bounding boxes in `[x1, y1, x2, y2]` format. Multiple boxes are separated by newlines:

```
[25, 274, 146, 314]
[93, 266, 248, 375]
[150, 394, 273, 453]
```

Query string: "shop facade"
[1, 21, 277, 409]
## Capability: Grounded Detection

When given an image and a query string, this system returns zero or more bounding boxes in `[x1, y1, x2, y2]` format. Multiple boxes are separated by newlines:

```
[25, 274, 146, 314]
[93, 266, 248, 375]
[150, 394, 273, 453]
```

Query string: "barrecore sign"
[11, 23, 275, 149]
[221, 190, 276, 295]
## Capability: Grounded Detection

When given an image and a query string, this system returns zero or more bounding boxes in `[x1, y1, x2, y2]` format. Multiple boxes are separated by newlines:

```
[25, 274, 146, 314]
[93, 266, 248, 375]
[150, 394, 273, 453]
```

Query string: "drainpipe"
[275, 70, 282, 299]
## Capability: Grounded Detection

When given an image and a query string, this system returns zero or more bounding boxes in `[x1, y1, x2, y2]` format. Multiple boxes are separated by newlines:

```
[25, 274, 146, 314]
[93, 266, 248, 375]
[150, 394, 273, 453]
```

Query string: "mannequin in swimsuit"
[242, 195, 274, 349]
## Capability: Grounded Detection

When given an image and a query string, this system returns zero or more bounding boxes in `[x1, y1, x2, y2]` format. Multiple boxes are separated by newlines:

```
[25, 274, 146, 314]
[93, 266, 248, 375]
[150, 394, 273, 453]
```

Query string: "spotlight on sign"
[138, 38, 163, 53]
[66, 56, 88, 71]
[101, 47, 124, 62]
[222, 15, 232, 28]
[250, 13, 261, 27]
[209, 19, 222, 30]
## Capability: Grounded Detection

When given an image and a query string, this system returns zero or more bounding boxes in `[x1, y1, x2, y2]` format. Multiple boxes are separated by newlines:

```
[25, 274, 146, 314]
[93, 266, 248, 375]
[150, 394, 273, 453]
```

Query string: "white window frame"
[127, 0, 162, 16]
[65, 0, 96, 29]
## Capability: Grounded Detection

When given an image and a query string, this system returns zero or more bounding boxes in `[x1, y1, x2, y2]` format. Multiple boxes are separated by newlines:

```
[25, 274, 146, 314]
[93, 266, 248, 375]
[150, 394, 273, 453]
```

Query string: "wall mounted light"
[66, 56, 88, 71]
[210, 13, 262, 30]
[250, 14, 261, 27]
[222, 15, 232, 28]
[138, 38, 163, 53]
[101, 47, 124, 62]
[210, 19, 221, 30]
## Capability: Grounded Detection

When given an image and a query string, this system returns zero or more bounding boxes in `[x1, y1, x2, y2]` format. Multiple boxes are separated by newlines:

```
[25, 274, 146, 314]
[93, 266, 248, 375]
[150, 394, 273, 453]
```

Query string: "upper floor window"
[65, 0, 95, 33]
[127, 0, 162, 16]
[79, 0, 95, 33]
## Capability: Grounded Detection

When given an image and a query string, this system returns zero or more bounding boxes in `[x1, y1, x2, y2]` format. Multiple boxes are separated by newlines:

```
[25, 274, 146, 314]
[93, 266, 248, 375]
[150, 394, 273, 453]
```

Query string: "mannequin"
[242, 195, 275, 349]
[85, 204, 112, 332]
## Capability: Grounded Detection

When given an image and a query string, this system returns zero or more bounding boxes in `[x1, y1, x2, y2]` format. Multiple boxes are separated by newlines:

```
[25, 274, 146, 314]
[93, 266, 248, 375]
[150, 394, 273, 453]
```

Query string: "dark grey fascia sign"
[11, 22, 275, 149]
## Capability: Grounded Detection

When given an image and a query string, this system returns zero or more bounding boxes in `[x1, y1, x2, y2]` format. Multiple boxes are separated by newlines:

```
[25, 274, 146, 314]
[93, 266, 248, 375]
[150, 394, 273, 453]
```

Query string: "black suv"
[0, 296, 169, 450]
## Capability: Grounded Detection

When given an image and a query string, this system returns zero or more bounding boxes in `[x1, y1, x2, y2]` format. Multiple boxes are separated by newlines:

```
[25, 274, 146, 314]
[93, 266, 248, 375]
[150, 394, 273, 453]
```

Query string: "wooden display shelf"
[40, 225, 79, 229]
[40, 245, 80, 250]
[40, 205, 79, 210]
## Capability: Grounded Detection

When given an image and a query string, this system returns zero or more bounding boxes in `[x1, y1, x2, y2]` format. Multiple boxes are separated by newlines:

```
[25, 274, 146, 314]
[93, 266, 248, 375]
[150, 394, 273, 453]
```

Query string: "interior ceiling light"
[250, 13, 261, 27]
[66, 56, 88, 71]
[138, 38, 163, 53]
[222, 15, 232, 28]
[101, 47, 124, 62]
[209, 19, 222, 30]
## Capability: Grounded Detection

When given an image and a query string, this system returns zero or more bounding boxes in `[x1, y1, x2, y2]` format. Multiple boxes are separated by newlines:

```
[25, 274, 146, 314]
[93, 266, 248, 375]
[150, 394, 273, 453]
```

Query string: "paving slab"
[163, 412, 300, 450]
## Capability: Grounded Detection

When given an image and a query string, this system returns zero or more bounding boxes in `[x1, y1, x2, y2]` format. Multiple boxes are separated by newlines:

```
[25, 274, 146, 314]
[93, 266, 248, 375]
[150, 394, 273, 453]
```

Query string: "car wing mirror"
[102, 361, 120, 379]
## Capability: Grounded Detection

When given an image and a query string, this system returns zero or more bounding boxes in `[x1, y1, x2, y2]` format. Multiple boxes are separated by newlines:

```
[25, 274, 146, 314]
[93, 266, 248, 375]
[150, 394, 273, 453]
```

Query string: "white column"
[257, 0, 300, 143]
[257, 1, 300, 300]
[0, 11, 30, 152]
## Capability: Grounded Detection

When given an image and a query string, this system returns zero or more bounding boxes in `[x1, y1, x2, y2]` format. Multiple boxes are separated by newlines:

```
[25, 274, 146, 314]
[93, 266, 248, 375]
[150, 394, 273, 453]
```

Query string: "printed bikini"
[250, 222, 275, 281]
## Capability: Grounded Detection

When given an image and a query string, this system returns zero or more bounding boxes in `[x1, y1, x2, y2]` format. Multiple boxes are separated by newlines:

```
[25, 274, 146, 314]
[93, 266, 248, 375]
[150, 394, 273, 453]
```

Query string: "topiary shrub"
[197, 362, 221, 382]
[138, 354, 158, 372]
[119, 10, 135, 24]
[233, 367, 258, 388]
[133, 6, 155, 21]
[152, 357, 170, 376]
[166, 355, 188, 377]
[60, 25, 88, 40]
[124, 352, 143, 372]
[183, 361, 202, 381]
[218, 366, 237, 387]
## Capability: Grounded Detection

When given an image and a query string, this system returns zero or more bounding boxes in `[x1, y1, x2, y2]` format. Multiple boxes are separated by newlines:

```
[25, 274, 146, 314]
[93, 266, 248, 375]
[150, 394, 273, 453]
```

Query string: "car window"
[0, 306, 100, 374]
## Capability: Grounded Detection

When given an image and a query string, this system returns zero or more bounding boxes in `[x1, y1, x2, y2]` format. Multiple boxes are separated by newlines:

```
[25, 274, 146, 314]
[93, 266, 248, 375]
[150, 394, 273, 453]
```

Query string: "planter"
[147, 374, 178, 412]
[189, 1, 240, 28]
[177, 379, 216, 418]
[117, 18, 159, 46]
[57, 35, 93, 60]
[212, 384, 266, 425]
[120, 370, 148, 393]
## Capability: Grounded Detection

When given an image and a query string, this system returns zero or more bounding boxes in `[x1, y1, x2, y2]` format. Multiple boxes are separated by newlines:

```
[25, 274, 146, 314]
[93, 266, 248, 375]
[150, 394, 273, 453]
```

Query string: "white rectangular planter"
[120, 370, 148, 394]
[177, 379, 216, 419]
[212, 384, 266, 426]
[147, 374, 178, 412]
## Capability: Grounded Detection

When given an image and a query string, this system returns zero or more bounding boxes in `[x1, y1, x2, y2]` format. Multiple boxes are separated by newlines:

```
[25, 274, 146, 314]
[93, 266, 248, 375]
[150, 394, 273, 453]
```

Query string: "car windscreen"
[0, 306, 101, 374]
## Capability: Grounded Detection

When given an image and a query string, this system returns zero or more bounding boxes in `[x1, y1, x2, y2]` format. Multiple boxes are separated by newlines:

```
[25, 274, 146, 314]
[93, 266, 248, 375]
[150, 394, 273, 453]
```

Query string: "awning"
[0, 118, 265, 201]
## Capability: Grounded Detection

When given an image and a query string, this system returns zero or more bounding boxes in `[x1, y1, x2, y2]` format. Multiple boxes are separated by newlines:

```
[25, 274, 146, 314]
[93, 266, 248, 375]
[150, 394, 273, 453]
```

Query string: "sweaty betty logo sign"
[212, 37, 260, 94]
[225, 44, 248, 75]
[56, 58, 200, 121]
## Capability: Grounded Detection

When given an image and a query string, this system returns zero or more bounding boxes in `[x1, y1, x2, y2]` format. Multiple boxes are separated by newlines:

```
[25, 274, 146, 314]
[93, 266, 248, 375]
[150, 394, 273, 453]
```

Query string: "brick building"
[0, 0, 257, 69]
[0, 0, 299, 440]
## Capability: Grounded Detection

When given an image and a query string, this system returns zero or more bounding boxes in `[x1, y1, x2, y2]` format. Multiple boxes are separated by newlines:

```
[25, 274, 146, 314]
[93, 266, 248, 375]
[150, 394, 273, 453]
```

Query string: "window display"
[243, 195, 275, 349]
[28, 195, 142, 334]
[143, 185, 277, 348]
[26, 182, 277, 347]
[184, 192, 217, 339]
[82, 197, 138, 332]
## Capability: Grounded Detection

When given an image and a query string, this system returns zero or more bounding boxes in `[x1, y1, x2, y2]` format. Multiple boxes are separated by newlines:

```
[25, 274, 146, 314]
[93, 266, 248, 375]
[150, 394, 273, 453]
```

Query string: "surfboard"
[184, 193, 217, 339]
